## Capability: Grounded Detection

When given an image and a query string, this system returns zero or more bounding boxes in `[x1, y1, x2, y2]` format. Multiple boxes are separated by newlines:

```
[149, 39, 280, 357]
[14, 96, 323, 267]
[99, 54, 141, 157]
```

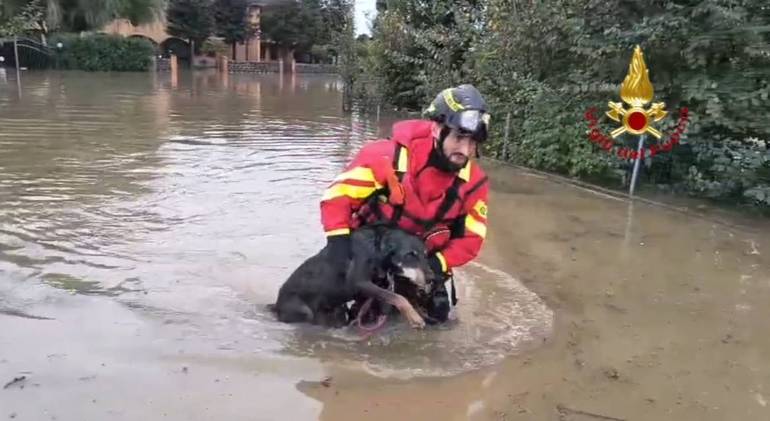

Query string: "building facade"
[101, 0, 291, 64]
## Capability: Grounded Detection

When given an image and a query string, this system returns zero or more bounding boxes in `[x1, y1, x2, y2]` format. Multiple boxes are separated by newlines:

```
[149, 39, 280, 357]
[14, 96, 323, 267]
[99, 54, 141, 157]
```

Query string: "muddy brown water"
[1, 70, 769, 420]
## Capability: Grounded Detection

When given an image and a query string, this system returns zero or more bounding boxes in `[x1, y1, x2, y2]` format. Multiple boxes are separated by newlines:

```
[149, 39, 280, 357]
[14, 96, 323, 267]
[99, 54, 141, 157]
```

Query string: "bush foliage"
[358, 0, 770, 210]
[51, 34, 155, 72]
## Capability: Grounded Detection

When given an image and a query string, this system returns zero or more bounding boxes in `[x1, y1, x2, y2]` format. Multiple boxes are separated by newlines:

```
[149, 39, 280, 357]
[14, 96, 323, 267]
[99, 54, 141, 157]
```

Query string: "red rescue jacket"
[320, 119, 490, 273]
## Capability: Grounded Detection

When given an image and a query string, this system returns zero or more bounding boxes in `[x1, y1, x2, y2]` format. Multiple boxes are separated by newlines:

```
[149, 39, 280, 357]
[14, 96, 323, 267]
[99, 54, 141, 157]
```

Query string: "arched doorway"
[159, 37, 191, 67]
[128, 34, 160, 55]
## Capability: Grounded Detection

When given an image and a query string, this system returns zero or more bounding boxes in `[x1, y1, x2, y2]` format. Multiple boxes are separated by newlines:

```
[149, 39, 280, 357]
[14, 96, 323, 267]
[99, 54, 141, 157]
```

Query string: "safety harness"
[355, 142, 488, 307]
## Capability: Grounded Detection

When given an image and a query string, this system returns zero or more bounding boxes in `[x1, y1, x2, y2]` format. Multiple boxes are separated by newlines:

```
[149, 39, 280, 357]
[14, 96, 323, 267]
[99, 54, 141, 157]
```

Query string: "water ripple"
[0, 71, 550, 378]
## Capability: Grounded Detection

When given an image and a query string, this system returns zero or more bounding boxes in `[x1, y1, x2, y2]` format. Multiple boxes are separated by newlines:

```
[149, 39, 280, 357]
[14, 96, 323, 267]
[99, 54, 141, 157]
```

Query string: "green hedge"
[356, 0, 770, 213]
[50, 33, 155, 72]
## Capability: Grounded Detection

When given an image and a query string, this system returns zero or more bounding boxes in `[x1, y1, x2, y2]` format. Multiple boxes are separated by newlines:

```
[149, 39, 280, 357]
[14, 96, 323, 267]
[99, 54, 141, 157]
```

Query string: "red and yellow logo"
[584, 45, 690, 161]
[605, 45, 668, 139]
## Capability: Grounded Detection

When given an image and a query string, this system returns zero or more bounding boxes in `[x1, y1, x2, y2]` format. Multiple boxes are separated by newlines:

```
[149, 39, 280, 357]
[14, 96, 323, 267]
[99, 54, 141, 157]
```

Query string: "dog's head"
[379, 228, 435, 295]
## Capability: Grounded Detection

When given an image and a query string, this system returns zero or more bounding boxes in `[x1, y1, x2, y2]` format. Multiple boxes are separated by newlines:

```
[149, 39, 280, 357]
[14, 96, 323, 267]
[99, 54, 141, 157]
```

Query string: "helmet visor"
[447, 110, 489, 141]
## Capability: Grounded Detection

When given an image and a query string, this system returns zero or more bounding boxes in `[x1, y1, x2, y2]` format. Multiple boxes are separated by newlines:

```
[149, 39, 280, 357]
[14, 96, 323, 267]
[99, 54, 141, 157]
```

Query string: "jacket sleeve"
[319, 142, 394, 237]
[434, 180, 490, 272]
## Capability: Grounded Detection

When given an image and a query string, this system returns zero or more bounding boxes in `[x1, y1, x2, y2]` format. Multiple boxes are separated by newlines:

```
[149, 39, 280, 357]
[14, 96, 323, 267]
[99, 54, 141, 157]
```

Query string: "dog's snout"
[399, 267, 428, 290]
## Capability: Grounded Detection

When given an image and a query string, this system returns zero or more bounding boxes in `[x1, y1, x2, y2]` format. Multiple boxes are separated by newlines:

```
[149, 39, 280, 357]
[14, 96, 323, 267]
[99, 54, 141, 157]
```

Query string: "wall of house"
[294, 63, 338, 74]
[233, 39, 261, 62]
[228, 61, 281, 73]
[102, 18, 169, 45]
[225, 61, 338, 74]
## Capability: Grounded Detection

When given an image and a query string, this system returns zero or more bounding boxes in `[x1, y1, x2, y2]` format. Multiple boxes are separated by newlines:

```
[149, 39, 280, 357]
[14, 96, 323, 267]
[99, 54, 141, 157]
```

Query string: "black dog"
[271, 224, 437, 329]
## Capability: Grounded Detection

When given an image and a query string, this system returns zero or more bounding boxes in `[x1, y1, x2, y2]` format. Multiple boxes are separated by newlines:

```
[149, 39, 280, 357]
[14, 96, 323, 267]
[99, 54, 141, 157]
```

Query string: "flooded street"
[2, 70, 770, 421]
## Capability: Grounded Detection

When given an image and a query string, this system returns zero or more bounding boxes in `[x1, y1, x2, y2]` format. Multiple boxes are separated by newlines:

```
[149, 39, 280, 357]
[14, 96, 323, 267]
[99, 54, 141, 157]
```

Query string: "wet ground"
[1, 70, 769, 420]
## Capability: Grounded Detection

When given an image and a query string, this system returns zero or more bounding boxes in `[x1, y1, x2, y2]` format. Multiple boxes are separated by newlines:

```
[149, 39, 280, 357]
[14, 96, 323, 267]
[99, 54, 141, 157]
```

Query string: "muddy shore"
[294, 161, 770, 421]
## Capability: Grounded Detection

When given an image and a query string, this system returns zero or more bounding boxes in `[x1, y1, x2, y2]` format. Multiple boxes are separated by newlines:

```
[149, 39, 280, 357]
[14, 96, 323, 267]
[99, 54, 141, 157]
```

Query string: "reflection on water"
[0, 70, 551, 379]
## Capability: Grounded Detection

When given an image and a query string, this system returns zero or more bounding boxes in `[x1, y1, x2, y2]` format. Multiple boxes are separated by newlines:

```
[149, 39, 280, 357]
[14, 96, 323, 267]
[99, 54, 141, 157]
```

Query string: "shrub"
[201, 38, 227, 57]
[357, 0, 770, 212]
[50, 33, 155, 72]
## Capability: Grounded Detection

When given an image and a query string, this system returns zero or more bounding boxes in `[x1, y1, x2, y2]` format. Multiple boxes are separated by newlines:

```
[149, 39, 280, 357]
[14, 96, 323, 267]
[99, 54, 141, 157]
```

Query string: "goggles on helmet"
[446, 109, 489, 142]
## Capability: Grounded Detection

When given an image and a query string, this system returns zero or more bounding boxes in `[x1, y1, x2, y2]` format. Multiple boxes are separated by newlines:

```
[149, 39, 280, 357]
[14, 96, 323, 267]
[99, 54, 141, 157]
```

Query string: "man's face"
[441, 128, 477, 169]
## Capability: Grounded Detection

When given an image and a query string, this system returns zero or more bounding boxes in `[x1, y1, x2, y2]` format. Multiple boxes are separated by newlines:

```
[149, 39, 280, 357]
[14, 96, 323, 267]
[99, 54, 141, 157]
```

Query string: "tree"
[0, 0, 46, 38]
[364, 0, 483, 110]
[330, 0, 355, 109]
[1, 1, 26, 25]
[317, 0, 354, 63]
[259, 0, 353, 63]
[117, 0, 162, 27]
[51, 0, 162, 32]
[260, 0, 322, 57]
[318, 0, 348, 44]
[360, 0, 770, 210]
[166, 0, 214, 54]
[1, 0, 162, 35]
[213, 0, 255, 59]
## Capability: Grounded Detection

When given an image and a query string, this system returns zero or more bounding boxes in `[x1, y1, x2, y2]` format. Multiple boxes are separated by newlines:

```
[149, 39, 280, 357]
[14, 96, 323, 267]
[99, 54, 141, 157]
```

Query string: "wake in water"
[257, 262, 554, 379]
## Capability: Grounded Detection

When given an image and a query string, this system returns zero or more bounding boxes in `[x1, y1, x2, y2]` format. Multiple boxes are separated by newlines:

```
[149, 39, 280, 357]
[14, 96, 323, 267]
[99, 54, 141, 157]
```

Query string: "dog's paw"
[406, 308, 426, 329]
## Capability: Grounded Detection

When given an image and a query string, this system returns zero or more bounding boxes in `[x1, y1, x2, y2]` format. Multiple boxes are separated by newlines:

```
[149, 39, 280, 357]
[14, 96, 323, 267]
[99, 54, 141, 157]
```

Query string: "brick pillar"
[170, 54, 178, 88]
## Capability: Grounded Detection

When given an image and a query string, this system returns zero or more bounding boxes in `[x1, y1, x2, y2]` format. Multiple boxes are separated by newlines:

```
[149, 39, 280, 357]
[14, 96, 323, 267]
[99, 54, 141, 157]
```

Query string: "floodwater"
[1, 70, 769, 421]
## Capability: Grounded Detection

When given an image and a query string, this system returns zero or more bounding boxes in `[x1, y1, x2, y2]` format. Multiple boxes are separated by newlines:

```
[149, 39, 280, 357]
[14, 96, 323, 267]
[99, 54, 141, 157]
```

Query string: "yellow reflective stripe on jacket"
[322, 183, 379, 201]
[333, 167, 381, 185]
[325, 228, 350, 236]
[435, 251, 448, 272]
[458, 161, 471, 182]
[323, 165, 384, 201]
[465, 214, 487, 238]
[396, 147, 409, 173]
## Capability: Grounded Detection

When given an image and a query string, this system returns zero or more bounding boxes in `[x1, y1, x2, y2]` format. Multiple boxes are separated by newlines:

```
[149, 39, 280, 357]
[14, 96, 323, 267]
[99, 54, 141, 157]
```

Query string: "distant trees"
[165, 0, 261, 58]
[1, 0, 162, 37]
[165, 0, 214, 54]
[260, 0, 321, 55]
[360, 0, 770, 210]
[2, 0, 356, 66]
[213, 0, 256, 58]
[0, 0, 46, 38]
[260, 0, 353, 63]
